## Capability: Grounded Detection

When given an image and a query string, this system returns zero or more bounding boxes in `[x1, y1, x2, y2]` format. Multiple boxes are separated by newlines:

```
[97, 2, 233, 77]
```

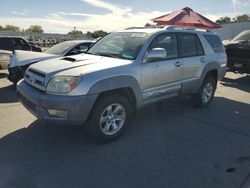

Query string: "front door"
[141, 33, 182, 100]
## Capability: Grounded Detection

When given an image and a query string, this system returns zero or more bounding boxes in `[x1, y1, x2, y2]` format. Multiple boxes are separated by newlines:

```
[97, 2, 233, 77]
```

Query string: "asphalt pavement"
[0, 70, 250, 188]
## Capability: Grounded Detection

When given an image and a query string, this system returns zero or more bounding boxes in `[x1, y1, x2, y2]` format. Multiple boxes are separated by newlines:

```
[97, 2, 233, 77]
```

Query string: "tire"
[8, 67, 23, 86]
[191, 76, 216, 108]
[85, 93, 132, 143]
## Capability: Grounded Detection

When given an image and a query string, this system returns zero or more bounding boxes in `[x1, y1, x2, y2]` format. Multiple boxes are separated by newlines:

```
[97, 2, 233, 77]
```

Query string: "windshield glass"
[45, 41, 75, 55]
[233, 30, 250, 41]
[87, 32, 149, 60]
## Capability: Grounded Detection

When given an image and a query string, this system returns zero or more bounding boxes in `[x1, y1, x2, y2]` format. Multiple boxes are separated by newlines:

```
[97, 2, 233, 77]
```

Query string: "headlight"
[46, 76, 81, 94]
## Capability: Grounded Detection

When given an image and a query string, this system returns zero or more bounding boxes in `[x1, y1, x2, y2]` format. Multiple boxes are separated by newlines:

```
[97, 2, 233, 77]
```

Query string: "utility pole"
[73, 27, 76, 40]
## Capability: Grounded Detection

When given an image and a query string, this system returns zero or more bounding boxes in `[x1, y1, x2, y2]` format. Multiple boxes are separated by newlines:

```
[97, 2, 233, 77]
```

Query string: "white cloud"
[57, 11, 97, 17]
[81, 0, 132, 15]
[231, 0, 250, 15]
[0, 10, 164, 33]
[0, 0, 165, 33]
[11, 9, 28, 16]
[1, 0, 236, 34]
[231, 0, 250, 8]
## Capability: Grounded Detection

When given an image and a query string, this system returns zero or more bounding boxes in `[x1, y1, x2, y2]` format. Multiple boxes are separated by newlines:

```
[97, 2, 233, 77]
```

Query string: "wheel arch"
[87, 75, 143, 110]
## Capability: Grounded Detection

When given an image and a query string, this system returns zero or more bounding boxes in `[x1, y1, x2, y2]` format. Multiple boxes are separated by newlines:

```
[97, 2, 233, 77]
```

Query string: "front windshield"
[87, 32, 149, 60]
[45, 41, 75, 55]
[233, 30, 250, 41]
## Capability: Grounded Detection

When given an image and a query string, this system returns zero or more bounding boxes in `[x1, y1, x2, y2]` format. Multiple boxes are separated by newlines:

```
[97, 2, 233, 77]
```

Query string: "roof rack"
[124, 26, 163, 30]
[125, 27, 148, 30]
[164, 25, 214, 33]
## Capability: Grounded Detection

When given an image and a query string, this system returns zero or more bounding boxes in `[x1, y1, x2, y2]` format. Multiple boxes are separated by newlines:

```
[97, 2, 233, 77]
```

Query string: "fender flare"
[87, 75, 143, 108]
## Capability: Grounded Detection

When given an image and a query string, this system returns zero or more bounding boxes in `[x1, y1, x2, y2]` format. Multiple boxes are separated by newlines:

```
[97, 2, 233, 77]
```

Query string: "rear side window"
[18, 38, 26, 45]
[204, 35, 224, 53]
[0, 38, 12, 51]
[18, 38, 31, 50]
[179, 33, 204, 57]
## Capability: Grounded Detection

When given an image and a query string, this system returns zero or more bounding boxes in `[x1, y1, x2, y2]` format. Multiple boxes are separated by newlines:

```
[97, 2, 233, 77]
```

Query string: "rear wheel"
[85, 93, 132, 142]
[191, 76, 216, 108]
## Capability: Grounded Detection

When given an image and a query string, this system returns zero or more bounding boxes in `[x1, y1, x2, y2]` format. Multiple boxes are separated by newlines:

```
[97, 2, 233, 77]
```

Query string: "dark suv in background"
[0, 37, 42, 69]
[224, 30, 250, 73]
[0, 37, 41, 52]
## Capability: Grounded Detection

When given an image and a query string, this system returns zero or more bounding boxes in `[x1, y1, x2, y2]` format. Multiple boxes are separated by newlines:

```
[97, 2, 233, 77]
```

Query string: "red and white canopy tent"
[152, 7, 221, 29]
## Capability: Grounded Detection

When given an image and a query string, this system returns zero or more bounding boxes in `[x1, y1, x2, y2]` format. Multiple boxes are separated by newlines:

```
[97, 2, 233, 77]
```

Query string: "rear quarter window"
[204, 35, 224, 53]
[0, 38, 12, 51]
[179, 33, 204, 57]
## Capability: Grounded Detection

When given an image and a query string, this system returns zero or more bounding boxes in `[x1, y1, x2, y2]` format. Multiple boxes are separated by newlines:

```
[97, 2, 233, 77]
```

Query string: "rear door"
[178, 33, 205, 81]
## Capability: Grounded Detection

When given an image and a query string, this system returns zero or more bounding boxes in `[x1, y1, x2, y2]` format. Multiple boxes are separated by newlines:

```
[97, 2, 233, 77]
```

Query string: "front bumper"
[0, 60, 9, 70]
[17, 80, 98, 125]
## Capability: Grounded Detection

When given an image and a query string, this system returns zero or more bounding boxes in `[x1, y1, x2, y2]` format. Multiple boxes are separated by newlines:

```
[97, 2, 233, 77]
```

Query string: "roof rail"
[125, 26, 163, 30]
[164, 25, 214, 33]
[125, 27, 147, 30]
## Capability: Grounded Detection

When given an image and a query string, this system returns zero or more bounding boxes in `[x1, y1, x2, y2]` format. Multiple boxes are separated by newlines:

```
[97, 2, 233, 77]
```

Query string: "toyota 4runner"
[17, 26, 227, 142]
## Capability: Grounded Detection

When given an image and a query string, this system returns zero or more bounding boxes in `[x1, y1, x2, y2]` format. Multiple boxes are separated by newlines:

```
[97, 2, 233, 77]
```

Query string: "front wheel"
[191, 76, 216, 108]
[8, 67, 24, 86]
[85, 94, 132, 142]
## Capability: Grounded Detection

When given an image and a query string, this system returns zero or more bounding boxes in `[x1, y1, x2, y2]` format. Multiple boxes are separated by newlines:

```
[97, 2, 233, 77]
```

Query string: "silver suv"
[17, 26, 227, 142]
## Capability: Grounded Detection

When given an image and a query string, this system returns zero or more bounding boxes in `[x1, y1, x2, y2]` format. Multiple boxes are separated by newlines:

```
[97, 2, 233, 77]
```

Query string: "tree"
[90, 30, 108, 38]
[145, 23, 152, 27]
[4, 25, 20, 32]
[0, 25, 3, 30]
[26, 25, 44, 33]
[145, 23, 158, 28]
[215, 17, 232, 24]
[235, 14, 250, 22]
[68, 30, 83, 35]
[86, 31, 92, 38]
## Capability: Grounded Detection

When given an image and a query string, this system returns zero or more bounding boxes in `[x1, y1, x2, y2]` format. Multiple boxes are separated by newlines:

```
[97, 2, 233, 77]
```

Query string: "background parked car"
[0, 50, 12, 69]
[8, 40, 95, 85]
[28, 42, 42, 52]
[0, 37, 42, 70]
[224, 30, 250, 74]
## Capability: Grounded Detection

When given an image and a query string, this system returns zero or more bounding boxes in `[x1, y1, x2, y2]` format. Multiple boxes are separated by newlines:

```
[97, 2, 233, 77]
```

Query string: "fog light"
[48, 109, 68, 118]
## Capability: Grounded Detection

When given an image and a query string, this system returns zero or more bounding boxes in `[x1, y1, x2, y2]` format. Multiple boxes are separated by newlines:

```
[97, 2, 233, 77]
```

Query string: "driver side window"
[148, 33, 178, 61]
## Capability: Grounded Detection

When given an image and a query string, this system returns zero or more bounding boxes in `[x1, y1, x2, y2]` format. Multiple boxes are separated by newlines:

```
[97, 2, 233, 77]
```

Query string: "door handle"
[200, 58, 206, 63]
[175, 61, 183, 67]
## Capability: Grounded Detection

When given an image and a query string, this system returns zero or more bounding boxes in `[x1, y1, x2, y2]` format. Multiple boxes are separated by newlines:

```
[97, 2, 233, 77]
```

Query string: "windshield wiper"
[87, 52, 99, 56]
[99, 53, 120, 58]
[87, 52, 132, 60]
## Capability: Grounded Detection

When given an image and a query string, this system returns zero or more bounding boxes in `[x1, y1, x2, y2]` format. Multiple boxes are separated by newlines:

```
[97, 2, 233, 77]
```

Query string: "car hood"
[224, 40, 250, 47]
[10, 50, 59, 68]
[29, 54, 133, 78]
[0, 50, 12, 54]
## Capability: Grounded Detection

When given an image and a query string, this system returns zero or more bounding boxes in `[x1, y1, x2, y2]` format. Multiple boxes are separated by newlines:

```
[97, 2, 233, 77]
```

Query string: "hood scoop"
[61, 57, 77, 62]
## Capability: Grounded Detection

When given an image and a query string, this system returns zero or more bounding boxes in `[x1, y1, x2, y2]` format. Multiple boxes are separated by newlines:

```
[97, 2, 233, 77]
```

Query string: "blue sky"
[0, 0, 249, 33]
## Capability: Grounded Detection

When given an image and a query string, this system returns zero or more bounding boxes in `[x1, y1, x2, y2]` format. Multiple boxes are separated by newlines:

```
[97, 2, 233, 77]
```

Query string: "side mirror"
[67, 49, 80, 56]
[146, 48, 167, 62]
[79, 48, 88, 53]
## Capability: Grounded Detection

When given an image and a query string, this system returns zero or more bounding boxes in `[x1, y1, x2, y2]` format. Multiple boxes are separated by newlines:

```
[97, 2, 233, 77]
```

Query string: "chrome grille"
[24, 68, 46, 91]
